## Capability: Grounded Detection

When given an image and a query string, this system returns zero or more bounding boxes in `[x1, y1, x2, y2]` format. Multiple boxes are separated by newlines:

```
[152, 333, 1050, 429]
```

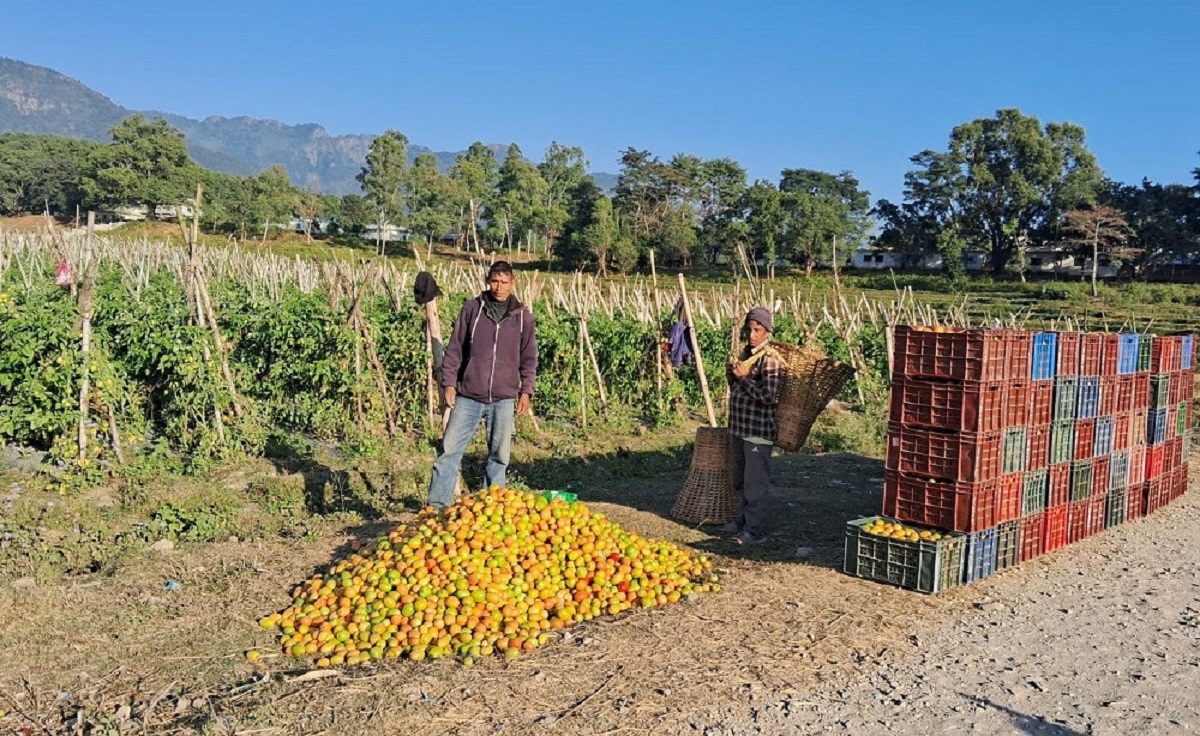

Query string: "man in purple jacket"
[427, 261, 538, 508]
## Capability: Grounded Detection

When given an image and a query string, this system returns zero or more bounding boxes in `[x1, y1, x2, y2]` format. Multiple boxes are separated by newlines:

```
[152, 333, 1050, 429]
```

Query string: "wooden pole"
[579, 320, 587, 429]
[76, 211, 96, 460]
[677, 273, 717, 428]
[580, 319, 608, 409]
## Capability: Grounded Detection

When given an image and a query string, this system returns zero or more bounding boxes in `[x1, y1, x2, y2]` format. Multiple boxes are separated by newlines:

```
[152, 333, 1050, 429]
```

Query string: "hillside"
[0, 58, 617, 194]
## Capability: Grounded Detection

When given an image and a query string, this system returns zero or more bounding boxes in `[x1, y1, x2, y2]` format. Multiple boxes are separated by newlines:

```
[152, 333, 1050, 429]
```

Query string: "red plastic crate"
[1085, 496, 1106, 536]
[1099, 376, 1119, 416]
[888, 377, 1008, 433]
[1030, 380, 1054, 426]
[1150, 337, 1180, 373]
[886, 423, 1003, 482]
[1145, 476, 1169, 513]
[1048, 463, 1072, 506]
[1018, 512, 1044, 562]
[1132, 374, 1150, 411]
[1004, 381, 1032, 427]
[893, 326, 1021, 382]
[1025, 423, 1051, 471]
[1067, 499, 1091, 543]
[1080, 334, 1104, 376]
[1170, 465, 1188, 500]
[1101, 334, 1121, 376]
[1074, 419, 1096, 460]
[1112, 413, 1131, 451]
[1043, 505, 1069, 553]
[1056, 332, 1080, 376]
[882, 471, 997, 533]
[1169, 372, 1186, 405]
[996, 473, 1023, 524]
[1165, 435, 1183, 471]
[1127, 483, 1145, 519]
[1146, 444, 1165, 480]
[1129, 445, 1146, 487]
[1166, 406, 1178, 441]
[1091, 455, 1110, 499]
[1130, 408, 1148, 446]
[1114, 375, 1137, 414]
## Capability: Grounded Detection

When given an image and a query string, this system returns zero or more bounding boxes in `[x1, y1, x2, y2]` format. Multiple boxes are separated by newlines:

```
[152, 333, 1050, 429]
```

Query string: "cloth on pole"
[668, 321, 694, 368]
[413, 271, 443, 306]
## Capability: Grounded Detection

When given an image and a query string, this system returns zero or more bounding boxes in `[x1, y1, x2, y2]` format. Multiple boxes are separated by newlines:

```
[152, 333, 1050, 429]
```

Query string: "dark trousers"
[729, 436, 772, 537]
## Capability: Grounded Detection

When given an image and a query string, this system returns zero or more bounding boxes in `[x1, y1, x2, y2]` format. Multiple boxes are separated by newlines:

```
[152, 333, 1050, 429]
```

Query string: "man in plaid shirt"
[724, 306, 783, 545]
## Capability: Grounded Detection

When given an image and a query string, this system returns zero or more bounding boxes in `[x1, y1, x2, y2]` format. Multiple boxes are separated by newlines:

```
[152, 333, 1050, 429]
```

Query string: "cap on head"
[746, 306, 773, 333]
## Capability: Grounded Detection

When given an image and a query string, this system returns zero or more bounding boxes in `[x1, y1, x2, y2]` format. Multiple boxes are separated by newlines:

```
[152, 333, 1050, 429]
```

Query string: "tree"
[1061, 205, 1133, 295]
[1105, 177, 1200, 271]
[900, 109, 1103, 275]
[356, 130, 409, 256]
[494, 143, 551, 253]
[81, 115, 196, 215]
[538, 142, 591, 250]
[742, 181, 785, 277]
[246, 165, 295, 243]
[778, 169, 871, 277]
[0, 133, 97, 217]
[449, 142, 500, 254]
[406, 152, 458, 245]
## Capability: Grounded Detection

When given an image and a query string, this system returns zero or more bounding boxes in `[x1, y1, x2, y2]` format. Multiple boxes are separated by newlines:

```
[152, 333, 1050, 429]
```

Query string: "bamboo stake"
[580, 319, 609, 409]
[678, 273, 717, 428]
[579, 320, 587, 429]
[76, 212, 96, 460]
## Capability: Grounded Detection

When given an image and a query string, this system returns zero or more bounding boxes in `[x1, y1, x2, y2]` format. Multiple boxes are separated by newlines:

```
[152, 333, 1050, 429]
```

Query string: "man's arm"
[517, 308, 538, 413]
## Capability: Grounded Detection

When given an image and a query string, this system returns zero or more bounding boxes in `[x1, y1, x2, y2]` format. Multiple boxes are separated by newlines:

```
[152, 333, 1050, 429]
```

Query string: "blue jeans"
[427, 395, 515, 508]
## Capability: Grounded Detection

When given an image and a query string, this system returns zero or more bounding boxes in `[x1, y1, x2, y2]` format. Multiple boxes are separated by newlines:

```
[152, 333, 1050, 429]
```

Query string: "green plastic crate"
[1022, 469, 1048, 516]
[1070, 459, 1093, 502]
[1053, 377, 1078, 421]
[1177, 402, 1188, 437]
[1050, 420, 1075, 465]
[1106, 488, 1127, 529]
[1137, 334, 1152, 372]
[996, 520, 1020, 571]
[844, 517, 965, 594]
[1151, 374, 1171, 409]
[1003, 427, 1028, 474]
[536, 490, 578, 504]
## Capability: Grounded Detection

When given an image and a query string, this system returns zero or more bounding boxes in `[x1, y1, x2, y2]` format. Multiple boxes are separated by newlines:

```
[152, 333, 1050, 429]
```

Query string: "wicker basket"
[671, 426, 737, 524]
[772, 343, 856, 452]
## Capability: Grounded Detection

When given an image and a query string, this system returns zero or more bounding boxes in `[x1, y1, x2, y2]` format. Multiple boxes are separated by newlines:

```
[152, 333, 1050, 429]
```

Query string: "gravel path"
[679, 486, 1200, 736]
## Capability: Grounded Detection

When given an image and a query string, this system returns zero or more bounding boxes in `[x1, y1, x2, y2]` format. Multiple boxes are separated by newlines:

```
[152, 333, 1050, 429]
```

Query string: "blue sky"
[4, 0, 1198, 204]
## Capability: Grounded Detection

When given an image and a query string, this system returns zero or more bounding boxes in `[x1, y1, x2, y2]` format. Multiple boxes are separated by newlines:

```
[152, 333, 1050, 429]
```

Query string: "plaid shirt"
[727, 340, 783, 441]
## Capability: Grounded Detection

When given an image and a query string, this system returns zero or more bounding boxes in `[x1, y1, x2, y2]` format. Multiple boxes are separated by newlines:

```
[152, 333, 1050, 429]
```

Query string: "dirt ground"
[0, 444, 1196, 735]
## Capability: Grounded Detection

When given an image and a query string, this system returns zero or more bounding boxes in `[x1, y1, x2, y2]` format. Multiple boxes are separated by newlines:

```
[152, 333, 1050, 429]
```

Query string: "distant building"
[361, 224, 412, 242]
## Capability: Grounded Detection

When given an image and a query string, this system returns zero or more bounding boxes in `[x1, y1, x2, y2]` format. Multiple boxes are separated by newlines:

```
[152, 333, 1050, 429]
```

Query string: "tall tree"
[538, 142, 593, 254]
[406, 152, 458, 245]
[778, 169, 871, 277]
[81, 115, 196, 215]
[449, 142, 499, 254]
[356, 129, 409, 256]
[900, 109, 1103, 275]
[494, 143, 551, 252]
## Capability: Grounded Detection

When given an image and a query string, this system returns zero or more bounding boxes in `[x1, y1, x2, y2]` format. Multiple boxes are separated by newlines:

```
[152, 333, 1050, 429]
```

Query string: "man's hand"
[731, 361, 750, 380]
[443, 386, 456, 409]
[517, 393, 531, 416]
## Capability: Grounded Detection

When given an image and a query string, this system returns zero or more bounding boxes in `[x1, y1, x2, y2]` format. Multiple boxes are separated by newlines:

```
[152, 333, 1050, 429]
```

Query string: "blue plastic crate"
[1076, 377, 1100, 419]
[1093, 416, 1114, 457]
[1031, 332, 1058, 381]
[1148, 408, 1169, 445]
[1118, 333, 1140, 374]
[1184, 335, 1194, 370]
[962, 526, 999, 584]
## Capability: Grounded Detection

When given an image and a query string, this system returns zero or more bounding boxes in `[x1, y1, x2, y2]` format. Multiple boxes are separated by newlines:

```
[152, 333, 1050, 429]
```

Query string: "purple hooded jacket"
[441, 293, 538, 403]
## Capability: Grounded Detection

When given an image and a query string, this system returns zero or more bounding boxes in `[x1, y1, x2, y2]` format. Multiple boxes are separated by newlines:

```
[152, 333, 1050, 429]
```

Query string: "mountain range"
[0, 58, 615, 194]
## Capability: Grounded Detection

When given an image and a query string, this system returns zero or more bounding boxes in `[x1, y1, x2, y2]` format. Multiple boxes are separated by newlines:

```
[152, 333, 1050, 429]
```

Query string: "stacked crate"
[879, 326, 1032, 588]
[1140, 335, 1194, 515]
[847, 326, 1195, 593]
